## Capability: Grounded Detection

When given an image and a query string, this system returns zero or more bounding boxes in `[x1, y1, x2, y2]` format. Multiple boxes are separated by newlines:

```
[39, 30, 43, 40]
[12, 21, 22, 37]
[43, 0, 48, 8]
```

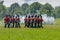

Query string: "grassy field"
[0, 19, 60, 40]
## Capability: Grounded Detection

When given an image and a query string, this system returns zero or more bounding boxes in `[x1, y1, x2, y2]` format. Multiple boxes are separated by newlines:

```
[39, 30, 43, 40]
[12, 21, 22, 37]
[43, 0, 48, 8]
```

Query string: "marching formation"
[4, 15, 43, 28]
[4, 15, 20, 28]
[24, 15, 43, 28]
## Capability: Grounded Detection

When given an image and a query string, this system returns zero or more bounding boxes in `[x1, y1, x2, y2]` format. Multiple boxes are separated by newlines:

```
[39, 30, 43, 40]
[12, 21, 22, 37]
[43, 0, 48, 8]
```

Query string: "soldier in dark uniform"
[11, 15, 15, 28]
[27, 15, 31, 28]
[8, 15, 12, 28]
[30, 15, 34, 28]
[8, 15, 11, 28]
[37, 15, 40, 28]
[15, 15, 20, 28]
[37, 15, 43, 28]
[17, 15, 20, 28]
[4, 15, 10, 28]
[34, 15, 37, 28]
[40, 15, 43, 28]
[24, 15, 27, 27]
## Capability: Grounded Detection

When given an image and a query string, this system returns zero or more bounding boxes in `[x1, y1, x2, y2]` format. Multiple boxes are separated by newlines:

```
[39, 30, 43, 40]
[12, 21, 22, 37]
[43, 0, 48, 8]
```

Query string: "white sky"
[1, 0, 60, 7]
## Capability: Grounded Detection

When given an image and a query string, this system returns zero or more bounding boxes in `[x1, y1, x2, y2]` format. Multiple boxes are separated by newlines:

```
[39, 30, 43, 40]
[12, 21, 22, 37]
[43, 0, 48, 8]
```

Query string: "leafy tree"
[7, 3, 21, 15]
[21, 3, 29, 15]
[0, 2, 6, 20]
[30, 2, 42, 14]
[40, 7, 49, 14]
[54, 7, 60, 18]
[40, 3, 53, 16]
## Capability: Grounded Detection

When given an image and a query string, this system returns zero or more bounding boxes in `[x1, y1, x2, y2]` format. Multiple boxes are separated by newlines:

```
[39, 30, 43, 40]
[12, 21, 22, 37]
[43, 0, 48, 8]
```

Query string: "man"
[34, 15, 37, 28]
[4, 15, 10, 28]
[11, 15, 15, 28]
[30, 15, 34, 28]
[40, 15, 43, 28]
[15, 15, 20, 28]
[27, 15, 31, 28]
[8, 15, 12, 28]
[37, 15, 40, 28]
[24, 15, 27, 27]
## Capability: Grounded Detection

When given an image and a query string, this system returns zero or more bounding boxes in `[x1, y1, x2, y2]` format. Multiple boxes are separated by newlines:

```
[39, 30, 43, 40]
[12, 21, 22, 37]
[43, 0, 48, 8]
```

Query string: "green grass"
[0, 18, 60, 40]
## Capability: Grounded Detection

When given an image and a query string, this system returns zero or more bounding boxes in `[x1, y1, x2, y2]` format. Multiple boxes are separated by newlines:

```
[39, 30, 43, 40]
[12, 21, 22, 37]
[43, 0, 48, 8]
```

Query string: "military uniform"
[15, 16, 20, 28]
[34, 15, 37, 28]
[4, 15, 10, 28]
[11, 16, 15, 28]
[37, 16, 40, 28]
[27, 16, 31, 28]
[30, 16, 34, 28]
[40, 16, 43, 28]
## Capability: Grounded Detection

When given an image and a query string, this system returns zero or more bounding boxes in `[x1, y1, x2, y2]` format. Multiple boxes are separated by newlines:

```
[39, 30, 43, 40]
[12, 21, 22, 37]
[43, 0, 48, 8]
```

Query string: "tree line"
[0, 1, 60, 20]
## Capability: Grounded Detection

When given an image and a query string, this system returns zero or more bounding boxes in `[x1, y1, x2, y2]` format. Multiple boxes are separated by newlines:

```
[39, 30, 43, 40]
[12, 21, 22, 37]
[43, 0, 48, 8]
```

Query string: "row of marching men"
[4, 15, 20, 28]
[24, 15, 43, 28]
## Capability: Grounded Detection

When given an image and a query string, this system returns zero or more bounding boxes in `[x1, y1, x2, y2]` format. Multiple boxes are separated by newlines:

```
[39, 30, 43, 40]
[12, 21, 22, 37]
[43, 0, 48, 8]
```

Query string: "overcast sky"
[1, 0, 60, 7]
